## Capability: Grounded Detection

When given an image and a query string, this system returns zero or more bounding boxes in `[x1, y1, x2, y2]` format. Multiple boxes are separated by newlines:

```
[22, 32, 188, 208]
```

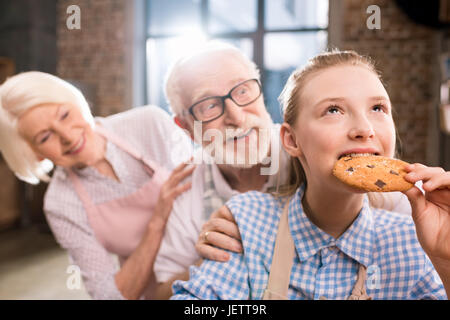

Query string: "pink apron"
[68, 125, 170, 299]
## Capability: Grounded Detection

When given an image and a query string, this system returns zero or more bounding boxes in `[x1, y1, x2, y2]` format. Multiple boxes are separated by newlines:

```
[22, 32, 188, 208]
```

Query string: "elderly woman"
[0, 71, 196, 300]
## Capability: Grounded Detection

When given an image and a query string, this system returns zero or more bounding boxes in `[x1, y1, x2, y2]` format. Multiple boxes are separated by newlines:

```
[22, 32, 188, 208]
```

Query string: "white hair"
[0, 71, 94, 184]
[164, 40, 260, 116]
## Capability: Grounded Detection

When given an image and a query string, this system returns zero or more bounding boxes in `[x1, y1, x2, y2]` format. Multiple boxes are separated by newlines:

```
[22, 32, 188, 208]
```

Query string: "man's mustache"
[215, 117, 268, 143]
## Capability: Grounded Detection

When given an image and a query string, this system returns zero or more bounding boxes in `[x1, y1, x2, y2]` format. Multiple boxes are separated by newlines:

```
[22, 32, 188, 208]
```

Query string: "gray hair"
[0, 71, 94, 184]
[164, 41, 260, 116]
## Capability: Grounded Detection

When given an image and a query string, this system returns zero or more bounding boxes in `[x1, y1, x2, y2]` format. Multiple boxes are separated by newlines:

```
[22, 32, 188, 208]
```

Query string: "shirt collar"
[289, 184, 374, 267]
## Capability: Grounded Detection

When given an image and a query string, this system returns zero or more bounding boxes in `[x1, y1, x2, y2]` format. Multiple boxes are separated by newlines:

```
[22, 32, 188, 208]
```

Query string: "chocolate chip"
[367, 165, 375, 168]
[346, 167, 354, 172]
[375, 179, 386, 189]
[389, 170, 399, 175]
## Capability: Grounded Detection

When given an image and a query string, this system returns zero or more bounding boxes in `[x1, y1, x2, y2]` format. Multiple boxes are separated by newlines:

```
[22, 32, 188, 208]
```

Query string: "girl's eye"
[325, 105, 341, 115]
[372, 104, 386, 113]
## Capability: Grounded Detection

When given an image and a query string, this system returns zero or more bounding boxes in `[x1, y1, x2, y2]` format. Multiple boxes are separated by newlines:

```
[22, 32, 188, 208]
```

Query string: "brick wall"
[440, 29, 450, 168]
[337, 0, 442, 166]
[0, 0, 58, 230]
[0, 160, 20, 230]
[55, 0, 447, 167]
[57, 0, 129, 116]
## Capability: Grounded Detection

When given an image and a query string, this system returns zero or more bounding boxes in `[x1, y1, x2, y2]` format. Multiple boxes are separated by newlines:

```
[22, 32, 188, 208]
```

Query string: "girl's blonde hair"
[0, 71, 94, 184]
[277, 49, 399, 210]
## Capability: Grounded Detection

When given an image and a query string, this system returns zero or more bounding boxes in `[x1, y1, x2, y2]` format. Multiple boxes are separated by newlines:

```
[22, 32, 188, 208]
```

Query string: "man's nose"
[223, 98, 245, 127]
[348, 116, 375, 140]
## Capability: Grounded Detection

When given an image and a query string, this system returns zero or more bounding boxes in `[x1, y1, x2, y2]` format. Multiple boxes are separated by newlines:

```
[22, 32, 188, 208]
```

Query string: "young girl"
[171, 50, 450, 300]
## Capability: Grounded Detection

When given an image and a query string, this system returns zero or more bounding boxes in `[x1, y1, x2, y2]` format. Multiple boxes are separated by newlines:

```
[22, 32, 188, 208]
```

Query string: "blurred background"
[0, 0, 449, 299]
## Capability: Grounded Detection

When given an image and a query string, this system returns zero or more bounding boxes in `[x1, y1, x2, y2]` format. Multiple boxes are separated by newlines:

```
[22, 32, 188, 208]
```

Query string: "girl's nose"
[348, 118, 375, 140]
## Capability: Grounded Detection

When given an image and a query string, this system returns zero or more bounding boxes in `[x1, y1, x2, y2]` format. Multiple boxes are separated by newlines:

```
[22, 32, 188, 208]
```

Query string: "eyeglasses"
[184, 79, 262, 123]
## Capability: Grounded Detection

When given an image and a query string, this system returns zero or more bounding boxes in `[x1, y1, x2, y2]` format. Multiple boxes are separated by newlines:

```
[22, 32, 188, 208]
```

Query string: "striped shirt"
[171, 184, 447, 300]
[43, 105, 192, 300]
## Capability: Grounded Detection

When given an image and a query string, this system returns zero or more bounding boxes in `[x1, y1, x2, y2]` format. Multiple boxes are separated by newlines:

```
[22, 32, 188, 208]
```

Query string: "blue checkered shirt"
[171, 185, 447, 300]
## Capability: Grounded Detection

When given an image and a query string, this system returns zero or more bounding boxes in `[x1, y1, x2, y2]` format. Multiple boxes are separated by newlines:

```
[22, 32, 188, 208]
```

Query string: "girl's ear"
[280, 123, 302, 158]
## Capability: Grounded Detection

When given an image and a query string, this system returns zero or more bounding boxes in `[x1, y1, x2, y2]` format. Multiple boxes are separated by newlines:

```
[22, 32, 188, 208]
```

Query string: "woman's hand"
[195, 205, 243, 262]
[151, 161, 195, 229]
[403, 163, 450, 261]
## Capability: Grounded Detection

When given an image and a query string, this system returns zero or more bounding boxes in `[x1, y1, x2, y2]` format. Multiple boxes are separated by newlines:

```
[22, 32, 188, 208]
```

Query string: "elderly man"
[153, 42, 290, 299]
[153, 42, 411, 299]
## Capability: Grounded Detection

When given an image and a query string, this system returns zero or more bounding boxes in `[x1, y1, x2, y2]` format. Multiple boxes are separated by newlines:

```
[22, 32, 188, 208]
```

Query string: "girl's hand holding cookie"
[402, 164, 450, 261]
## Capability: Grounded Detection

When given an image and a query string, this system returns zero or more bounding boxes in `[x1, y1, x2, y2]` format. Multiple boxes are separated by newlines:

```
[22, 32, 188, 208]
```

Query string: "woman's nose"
[59, 134, 72, 145]
[53, 123, 75, 145]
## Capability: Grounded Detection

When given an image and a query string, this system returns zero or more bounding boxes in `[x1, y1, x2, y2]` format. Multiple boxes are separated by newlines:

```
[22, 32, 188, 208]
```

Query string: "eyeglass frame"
[182, 78, 263, 123]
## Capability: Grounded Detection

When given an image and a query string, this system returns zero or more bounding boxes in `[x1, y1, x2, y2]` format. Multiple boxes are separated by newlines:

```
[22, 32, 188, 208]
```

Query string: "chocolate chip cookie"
[333, 155, 414, 192]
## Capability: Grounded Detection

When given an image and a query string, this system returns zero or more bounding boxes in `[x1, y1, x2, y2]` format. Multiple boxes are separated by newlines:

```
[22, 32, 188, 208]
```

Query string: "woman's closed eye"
[39, 132, 52, 144]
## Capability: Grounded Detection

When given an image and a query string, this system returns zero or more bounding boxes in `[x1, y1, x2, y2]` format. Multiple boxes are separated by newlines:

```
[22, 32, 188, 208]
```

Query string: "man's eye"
[202, 103, 219, 112]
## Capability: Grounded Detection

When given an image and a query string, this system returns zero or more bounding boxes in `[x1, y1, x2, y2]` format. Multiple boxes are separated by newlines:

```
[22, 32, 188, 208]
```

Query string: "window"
[145, 0, 328, 122]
